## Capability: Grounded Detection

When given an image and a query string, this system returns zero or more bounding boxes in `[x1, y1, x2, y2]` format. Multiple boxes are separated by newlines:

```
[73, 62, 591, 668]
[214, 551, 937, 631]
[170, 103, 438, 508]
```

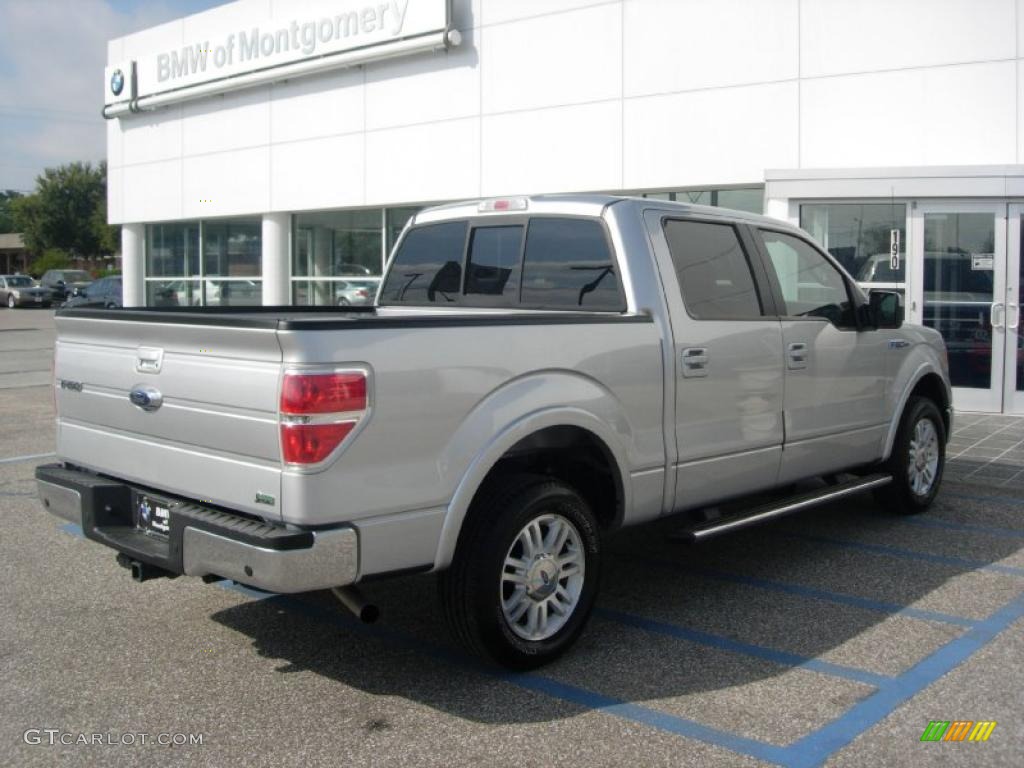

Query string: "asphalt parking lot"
[2, 307, 1023, 767]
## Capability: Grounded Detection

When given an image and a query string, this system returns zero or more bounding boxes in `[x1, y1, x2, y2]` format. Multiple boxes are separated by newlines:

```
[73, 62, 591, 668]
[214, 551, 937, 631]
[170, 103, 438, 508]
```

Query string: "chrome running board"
[687, 474, 892, 542]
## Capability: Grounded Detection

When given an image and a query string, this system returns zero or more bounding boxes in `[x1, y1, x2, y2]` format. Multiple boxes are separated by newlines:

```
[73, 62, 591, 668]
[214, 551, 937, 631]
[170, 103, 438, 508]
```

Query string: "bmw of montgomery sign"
[103, 0, 454, 118]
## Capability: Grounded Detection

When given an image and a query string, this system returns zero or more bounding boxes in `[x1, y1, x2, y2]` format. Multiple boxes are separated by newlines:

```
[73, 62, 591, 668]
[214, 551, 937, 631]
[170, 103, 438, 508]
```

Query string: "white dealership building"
[106, 0, 1024, 413]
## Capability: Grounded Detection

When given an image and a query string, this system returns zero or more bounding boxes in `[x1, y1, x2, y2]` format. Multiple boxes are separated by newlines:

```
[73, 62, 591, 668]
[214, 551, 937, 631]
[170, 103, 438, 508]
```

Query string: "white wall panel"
[182, 147, 269, 219]
[365, 32, 480, 131]
[451, 0, 482, 29]
[802, 0, 1015, 78]
[107, 166, 124, 225]
[270, 133, 365, 212]
[270, 68, 364, 144]
[119, 108, 182, 167]
[365, 118, 480, 204]
[481, 0, 612, 26]
[801, 62, 1016, 168]
[624, 0, 798, 97]
[122, 161, 182, 223]
[624, 82, 798, 189]
[482, 101, 622, 195]
[106, 116, 124, 170]
[183, 87, 270, 156]
[481, 4, 621, 114]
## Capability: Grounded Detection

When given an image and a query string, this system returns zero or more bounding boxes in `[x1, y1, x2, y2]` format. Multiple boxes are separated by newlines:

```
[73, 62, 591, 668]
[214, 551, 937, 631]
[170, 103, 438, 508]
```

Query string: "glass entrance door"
[910, 203, 1007, 413]
[1006, 206, 1024, 413]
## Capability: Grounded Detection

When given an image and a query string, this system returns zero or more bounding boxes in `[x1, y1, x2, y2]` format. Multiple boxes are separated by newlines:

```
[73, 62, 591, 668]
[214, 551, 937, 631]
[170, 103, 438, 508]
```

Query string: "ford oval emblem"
[129, 384, 163, 412]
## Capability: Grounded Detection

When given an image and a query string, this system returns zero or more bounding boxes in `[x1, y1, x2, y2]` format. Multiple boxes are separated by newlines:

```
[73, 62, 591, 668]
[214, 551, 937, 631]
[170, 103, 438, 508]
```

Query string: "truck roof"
[412, 193, 785, 229]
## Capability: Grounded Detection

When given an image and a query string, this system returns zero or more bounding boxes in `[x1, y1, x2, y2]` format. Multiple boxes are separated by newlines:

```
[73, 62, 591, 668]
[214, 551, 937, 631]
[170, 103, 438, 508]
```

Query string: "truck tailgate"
[53, 314, 284, 518]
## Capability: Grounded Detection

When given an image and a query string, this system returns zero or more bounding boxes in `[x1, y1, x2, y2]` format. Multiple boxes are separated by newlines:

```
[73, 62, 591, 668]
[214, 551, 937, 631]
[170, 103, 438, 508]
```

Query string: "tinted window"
[663, 220, 763, 319]
[759, 230, 855, 328]
[379, 221, 467, 305]
[521, 218, 622, 310]
[464, 226, 523, 304]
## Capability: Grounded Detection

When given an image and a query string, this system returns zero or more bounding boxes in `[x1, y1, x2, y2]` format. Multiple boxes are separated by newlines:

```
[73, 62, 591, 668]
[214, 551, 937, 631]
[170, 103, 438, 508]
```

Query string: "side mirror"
[56, 279, 65, 286]
[869, 290, 903, 329]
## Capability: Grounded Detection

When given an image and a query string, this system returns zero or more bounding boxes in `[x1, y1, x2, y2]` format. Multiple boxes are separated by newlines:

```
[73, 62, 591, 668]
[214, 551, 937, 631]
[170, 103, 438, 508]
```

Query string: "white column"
[261, 212, 290, 305]
[121, 223, 144, 307]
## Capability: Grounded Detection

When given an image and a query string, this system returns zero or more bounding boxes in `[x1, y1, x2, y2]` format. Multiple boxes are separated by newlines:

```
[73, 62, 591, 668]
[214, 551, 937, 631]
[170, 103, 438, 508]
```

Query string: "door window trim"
[660, 215, 780, 320]
[751, 225, 865, 331]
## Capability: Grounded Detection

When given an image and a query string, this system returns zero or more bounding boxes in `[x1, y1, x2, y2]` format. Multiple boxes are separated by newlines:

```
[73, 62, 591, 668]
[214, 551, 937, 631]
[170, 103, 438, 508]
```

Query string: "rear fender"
[432, 371, 635, 570]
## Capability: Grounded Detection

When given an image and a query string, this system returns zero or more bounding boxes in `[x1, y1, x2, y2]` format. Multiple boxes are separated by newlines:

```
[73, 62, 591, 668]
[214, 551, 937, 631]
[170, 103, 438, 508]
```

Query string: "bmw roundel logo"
[111, 69, 125, 96]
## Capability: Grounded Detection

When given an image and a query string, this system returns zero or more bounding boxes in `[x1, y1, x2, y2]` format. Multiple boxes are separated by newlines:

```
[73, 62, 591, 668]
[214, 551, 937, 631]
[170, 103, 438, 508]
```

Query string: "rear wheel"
[875, 396, 946, 514]
[439, 474, 601, 670]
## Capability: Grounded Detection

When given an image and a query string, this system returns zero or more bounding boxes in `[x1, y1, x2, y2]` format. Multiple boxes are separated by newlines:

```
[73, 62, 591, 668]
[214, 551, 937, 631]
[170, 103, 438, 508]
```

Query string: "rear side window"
[520, 218, 622, 311]
[379, 221, 467, 305]
[464, 225, 523, 305]
[663, 219, 764, 320]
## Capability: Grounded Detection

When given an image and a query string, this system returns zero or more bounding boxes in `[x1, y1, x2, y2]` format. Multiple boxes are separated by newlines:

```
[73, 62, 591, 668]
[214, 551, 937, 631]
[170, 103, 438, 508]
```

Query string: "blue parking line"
[623, 554, 976, 629]
[596, 607, 891, 688]
[57, 522, 1023, 767]
[899, 514, 1024, 540]
[782, 589, 1024, 768]
[216, 582, 792, 767]
[61, 522, 85, 539]
[775, 531, 1024, 577]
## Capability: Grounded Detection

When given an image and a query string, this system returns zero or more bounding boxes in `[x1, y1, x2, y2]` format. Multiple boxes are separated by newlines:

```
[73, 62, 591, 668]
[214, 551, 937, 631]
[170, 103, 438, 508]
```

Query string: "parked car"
[40, 269, 93, 302]
[334, 279, 376, 306]
[0, 275, 52, 308]
[36, 195, 951, 670]
[62, 277, 123, 309]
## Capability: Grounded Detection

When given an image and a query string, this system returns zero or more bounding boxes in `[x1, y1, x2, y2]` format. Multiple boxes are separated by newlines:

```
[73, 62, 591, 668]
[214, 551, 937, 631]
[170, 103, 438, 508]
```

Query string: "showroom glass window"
[292, 209, 384, 307]
[800, 203, 907, 292]
[143, 218, 261, 307]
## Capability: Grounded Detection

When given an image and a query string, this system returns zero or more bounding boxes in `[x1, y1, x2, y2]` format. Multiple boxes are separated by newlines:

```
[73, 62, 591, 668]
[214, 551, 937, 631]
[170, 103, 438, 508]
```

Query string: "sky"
[0, 0, 227, 192]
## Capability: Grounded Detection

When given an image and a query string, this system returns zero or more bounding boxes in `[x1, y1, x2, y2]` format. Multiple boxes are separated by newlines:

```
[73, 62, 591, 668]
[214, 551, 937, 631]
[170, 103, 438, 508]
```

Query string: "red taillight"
[357, 290, 369, 298]
[280, 372, 366, 414]
[281, 422, 356, 464]
[279, 370, 368, 466]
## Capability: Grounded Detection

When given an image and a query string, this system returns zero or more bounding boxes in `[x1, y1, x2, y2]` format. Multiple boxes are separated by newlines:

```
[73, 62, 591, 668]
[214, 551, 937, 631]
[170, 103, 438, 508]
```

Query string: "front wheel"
[875, 396, 946, 514]
[439, 474, 601, 670]
[7, 294, 15, 309]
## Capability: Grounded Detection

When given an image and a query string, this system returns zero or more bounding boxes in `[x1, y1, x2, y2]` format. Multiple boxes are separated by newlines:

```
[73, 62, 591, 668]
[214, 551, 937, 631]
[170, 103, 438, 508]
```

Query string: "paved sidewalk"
[946, 412, 1024, 490]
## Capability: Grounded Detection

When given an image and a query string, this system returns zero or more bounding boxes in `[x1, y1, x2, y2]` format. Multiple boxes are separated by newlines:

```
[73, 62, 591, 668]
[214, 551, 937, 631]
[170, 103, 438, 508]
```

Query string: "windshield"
[64, 271, 91, 282]
[7, 276, 33, 287]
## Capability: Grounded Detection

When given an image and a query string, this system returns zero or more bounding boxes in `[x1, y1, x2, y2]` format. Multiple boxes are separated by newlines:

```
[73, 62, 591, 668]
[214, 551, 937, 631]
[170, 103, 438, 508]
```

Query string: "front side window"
[759, 230, 855, 328]
[663, 219, 763, 320]
[378, 221, 467, 305]
[520, 218, 622, 311]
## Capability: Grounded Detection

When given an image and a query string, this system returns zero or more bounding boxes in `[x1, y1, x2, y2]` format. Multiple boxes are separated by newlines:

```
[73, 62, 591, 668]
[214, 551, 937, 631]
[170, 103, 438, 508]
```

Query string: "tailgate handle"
[136, 347, 164, 374]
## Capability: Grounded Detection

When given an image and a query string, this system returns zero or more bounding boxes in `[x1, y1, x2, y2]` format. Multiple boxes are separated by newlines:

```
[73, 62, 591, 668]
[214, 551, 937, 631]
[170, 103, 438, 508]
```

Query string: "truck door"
[751, 227, 891, 483]
[647, 212, 785, 512]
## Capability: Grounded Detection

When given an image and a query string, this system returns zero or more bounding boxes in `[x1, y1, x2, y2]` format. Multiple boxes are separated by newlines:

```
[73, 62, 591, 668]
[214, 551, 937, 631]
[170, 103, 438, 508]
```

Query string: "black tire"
[875, 396, 946, 514]
[439, 473, 601, 670]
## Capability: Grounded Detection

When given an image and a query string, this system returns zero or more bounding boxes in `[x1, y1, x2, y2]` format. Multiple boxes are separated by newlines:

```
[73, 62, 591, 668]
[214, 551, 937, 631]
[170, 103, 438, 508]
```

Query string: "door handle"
[787, 341, 808, 370]
[681, 347, 709, 378]
[991, 302, 1005, 331]
[1009, 302, 1020, 331]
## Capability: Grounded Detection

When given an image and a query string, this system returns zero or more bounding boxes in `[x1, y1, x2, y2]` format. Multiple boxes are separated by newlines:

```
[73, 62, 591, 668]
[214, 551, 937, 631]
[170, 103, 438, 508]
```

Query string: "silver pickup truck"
[37, 195, 951, 669]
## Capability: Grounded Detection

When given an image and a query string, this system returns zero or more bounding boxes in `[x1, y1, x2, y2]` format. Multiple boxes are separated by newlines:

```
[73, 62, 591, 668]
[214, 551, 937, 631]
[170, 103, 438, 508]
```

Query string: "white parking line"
[0, 452, 55, 466]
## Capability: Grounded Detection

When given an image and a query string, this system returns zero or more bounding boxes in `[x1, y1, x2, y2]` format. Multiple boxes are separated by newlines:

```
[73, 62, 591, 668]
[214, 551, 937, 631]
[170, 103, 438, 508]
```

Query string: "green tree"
[0, 190, 23, 233]
[12, 161, 119, 257]
[28, 248, 71, 278]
